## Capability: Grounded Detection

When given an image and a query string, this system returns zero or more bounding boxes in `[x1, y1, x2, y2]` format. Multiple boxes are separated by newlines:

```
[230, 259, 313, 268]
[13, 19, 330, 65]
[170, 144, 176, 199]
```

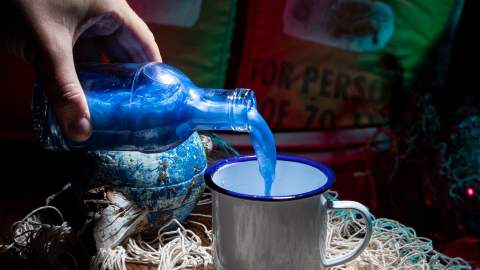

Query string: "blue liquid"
[86, 89, 277, 196]
[247, 108, 276, 197]
[34, 63, 278, 196]
[86, 89, 278, 196]
[88, 87, 276, 197]
[71, 84, 190, 152]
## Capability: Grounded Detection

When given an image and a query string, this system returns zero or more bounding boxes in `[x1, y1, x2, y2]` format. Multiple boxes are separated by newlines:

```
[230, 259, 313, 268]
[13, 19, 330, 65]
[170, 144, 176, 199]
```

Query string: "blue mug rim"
[204, 154, 336, 201]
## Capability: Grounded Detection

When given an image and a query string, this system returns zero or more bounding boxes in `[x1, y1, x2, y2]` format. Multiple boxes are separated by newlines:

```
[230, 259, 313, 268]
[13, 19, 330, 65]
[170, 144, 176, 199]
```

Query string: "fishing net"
[89, 190, 471, 270]
[0, 133, 473, 269]
[1, 189, 470, 269]
[384, 92, 480, 234]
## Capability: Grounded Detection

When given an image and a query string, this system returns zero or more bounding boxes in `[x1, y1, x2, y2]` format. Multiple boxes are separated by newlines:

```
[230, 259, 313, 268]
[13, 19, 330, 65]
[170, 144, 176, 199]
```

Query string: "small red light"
[466, 187, 475, 197]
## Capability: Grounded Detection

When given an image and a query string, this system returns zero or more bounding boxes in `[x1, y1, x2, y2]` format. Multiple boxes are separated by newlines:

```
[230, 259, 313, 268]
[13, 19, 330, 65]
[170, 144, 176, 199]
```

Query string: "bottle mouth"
[229, 88, 257, 132]
[234, 88, 257, 109]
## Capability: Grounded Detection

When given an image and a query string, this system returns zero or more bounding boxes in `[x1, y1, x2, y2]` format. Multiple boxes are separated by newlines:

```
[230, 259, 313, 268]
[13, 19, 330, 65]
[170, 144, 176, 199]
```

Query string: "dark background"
[0, 0, 478, 266]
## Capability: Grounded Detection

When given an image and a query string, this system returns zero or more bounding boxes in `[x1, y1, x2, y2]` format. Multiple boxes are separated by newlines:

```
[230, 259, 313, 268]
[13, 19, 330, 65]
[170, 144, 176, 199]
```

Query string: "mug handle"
[323, 200, 374, 267]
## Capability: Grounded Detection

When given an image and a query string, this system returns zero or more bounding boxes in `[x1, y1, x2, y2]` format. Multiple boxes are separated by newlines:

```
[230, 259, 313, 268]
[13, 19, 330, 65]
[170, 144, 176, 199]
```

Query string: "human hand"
[1, 0, 161, 142]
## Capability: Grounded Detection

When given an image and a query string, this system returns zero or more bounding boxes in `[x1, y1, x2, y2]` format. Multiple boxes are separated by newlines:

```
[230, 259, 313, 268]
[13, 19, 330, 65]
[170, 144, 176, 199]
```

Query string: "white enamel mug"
[205, 154, 373, 270]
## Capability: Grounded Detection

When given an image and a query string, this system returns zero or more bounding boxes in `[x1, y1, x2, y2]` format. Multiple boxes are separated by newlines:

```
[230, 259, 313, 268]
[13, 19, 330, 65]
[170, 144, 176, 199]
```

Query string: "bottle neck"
[189, 88, 256, 132]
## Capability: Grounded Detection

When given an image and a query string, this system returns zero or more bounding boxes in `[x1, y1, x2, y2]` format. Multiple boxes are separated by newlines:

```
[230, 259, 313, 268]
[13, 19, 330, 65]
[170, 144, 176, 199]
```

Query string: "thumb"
[40, 35, 92, 142]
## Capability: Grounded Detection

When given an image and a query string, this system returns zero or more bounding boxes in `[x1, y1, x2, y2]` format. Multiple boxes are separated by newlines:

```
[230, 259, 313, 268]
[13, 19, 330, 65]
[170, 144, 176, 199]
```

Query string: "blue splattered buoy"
[86, 132, 207, 227]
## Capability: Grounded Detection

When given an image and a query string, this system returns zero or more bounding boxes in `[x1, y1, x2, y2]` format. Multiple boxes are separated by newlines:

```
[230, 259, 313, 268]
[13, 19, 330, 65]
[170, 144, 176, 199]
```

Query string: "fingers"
[118, 6, 162, 62]
[77, 0, 162, 63]
[74, 0, 162, 62]
[110, 1, 162, 62]
[25, 0, 161, 144]
[40, 30, 92, 142]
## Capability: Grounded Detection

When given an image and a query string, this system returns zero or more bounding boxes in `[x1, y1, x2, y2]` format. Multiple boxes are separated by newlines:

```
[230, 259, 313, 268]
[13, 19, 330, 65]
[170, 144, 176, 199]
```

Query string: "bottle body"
[32, 62, 255, 152]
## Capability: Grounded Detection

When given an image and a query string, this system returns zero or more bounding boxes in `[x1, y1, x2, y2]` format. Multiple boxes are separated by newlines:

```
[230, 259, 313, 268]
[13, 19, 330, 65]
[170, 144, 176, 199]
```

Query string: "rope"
[0, 205, 77, 269]
[90, 190, 471, 270]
